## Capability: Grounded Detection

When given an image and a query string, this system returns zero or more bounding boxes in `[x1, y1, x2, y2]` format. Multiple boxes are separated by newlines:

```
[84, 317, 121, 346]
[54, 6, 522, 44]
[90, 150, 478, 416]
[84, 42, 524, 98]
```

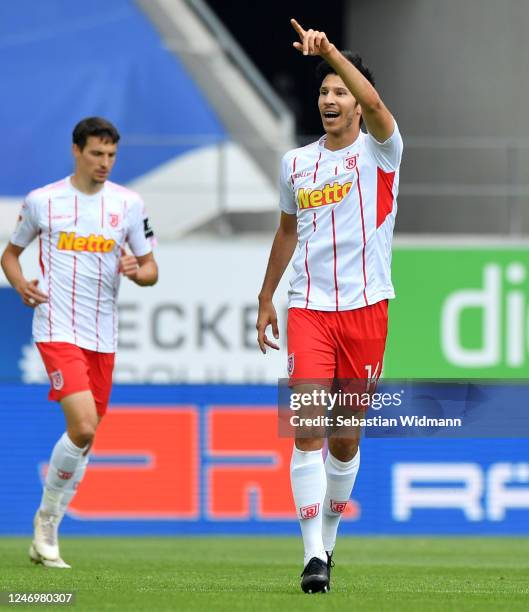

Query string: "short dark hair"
[316, 51, 375, 87]
[72, 117, 120, 150]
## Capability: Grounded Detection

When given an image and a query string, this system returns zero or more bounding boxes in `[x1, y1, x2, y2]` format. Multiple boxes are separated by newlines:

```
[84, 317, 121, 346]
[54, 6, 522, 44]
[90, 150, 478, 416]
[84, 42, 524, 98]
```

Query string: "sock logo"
[300, 503, 320, 519]
[330, 500, 348, 514]
[50, 370, 64, 391]
[57, 469, 73, 480]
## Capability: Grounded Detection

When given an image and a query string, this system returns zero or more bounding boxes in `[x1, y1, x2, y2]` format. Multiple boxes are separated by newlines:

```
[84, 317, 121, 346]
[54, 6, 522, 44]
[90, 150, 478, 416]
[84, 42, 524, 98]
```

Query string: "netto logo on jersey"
[57, 231, 116, 253]
[297, 181, 352, 210]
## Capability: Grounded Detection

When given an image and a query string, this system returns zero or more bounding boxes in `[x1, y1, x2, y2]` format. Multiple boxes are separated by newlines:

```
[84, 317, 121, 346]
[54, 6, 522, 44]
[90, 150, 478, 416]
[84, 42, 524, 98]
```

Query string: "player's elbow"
[150, 262, 159, 285]
[0, 247, 13, 275]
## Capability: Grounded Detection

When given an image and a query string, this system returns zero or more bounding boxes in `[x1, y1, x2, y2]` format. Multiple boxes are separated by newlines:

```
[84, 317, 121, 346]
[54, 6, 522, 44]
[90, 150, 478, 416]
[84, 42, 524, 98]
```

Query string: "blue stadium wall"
[2, 383, 529, 536]
[0, 0, 226, 196]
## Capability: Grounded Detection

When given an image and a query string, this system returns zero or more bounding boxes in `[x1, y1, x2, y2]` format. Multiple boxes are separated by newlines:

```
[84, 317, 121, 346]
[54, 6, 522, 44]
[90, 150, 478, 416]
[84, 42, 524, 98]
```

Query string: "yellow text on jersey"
[297, 181, 353, 210]
[57, 231, 116, 253]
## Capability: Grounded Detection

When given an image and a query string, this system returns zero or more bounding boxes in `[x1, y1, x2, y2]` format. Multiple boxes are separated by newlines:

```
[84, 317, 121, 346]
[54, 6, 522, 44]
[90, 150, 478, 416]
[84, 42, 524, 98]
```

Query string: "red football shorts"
[36, 342, 115, 416]
[287, 300, 389, 385]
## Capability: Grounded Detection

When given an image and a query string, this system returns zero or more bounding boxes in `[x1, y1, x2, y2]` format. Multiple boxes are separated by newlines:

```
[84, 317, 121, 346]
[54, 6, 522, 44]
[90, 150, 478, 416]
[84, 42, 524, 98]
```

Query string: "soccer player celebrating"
[1, 117, 158, 568]
[257, 20, 403, 593]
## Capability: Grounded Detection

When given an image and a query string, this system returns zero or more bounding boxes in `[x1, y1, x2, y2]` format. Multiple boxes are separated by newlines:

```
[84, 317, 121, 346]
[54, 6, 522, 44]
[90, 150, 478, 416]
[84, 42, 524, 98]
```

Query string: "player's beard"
[325, 112, 356, 139]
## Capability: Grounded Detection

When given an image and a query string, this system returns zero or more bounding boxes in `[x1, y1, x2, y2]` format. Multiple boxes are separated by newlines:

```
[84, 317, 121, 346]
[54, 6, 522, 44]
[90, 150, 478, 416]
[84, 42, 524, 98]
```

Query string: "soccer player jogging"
[256, 20, 403, 593]
[1, 117, 158, 568]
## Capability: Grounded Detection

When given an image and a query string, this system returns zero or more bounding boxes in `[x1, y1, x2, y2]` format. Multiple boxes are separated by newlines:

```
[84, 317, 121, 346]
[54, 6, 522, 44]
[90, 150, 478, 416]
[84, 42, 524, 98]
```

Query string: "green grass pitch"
[1, 537, 529, 611]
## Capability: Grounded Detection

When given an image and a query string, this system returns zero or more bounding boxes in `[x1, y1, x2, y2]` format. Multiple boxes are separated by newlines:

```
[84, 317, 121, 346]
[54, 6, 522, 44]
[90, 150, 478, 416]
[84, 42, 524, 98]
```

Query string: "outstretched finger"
[293, 41, 303, 53]
[263, 335, 280, 351]
[290, 18, 305, 39]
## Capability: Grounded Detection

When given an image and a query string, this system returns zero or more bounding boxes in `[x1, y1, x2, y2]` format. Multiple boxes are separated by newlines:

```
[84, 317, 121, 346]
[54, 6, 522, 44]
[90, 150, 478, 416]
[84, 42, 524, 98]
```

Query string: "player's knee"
[295, 438, 324, 452]
[71, 422, 96, 447]
[328, 438, 359, 462]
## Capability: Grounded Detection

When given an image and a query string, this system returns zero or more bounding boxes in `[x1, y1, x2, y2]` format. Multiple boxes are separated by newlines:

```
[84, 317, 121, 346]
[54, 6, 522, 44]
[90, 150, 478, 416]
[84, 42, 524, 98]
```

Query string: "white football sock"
[322, 448, 360, 553]
[290, 446, 327, 565]
[58, 453, 90, 518]
[40, 432, 86, 516]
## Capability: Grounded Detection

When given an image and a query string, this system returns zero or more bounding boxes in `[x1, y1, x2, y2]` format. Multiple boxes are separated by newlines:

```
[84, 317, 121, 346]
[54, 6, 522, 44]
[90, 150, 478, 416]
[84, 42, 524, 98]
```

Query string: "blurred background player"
[257, 19, 403, 593]
[0, 117, 158, 568]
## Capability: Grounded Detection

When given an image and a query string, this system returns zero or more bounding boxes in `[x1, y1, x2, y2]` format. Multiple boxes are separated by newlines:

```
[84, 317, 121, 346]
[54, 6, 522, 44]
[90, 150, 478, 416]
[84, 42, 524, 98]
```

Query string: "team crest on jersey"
[300, 503, 320, 519]
[330, 499, 348, 514]
[344, 154, 359, 170]
[109, 213, 120, 228]
[287, 353, 295, 376]
[50, 370, 64, 391]
[57, 469, 73, 480]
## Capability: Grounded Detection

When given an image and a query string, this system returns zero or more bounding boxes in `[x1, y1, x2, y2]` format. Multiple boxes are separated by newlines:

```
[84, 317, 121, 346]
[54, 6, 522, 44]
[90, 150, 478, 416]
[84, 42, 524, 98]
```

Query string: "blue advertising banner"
[2, 384, 529, 536]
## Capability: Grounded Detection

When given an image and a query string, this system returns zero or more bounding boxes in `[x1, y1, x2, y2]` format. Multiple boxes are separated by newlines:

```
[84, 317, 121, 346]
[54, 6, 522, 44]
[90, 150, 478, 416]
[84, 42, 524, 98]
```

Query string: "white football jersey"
[279, 123, 403, 311]
[11, 177, 154, 353]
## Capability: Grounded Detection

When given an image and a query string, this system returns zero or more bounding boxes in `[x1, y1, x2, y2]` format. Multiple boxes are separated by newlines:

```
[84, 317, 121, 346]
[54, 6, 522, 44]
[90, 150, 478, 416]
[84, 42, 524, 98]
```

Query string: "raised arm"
[291, 18, 395, 142]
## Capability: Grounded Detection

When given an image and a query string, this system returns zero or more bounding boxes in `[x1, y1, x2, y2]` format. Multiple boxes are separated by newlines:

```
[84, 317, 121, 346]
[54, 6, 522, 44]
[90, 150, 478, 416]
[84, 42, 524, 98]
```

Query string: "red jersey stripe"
[95, 257, 103, 351]
[38, 230, 44, 277]
[313, 152, 322, 183]
[331, 209, 339, 310]
[47, 198, 53, 340]
[304, 241, 311, 308]
[376, 167, 396, 229]
[74, 195, 78, 225]
[356, 167, 369, 306]
[100, 196, 105, 228]
[71, 255, 78, 344]
[304, 213, 317, 308]
[113, 256, 120, 348]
